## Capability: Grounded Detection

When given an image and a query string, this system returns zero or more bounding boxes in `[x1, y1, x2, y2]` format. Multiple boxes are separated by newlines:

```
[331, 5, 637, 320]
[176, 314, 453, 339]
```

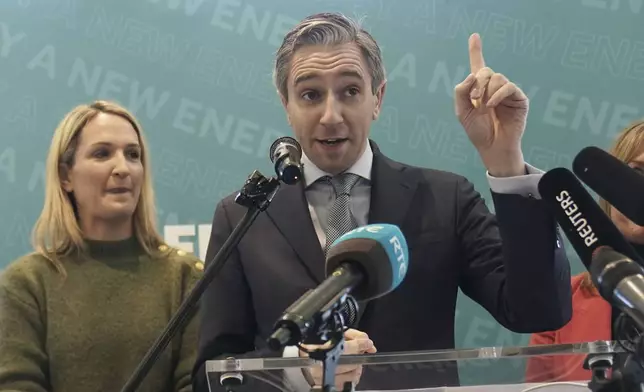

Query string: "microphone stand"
[588, 353, 644, 392]
[119, 170, 281, 392]
[585, 328, 644, 392]
[303, 305, 355, 392]
[584, 352, 616, 391]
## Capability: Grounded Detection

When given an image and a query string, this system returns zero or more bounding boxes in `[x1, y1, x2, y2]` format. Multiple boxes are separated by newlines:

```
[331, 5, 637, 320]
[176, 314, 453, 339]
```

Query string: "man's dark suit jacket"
[192, 141, 572, 391]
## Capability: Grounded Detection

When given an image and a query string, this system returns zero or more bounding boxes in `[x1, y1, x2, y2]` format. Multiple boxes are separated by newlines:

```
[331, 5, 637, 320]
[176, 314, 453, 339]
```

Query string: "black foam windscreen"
[538, 167, 643, 267]
[573, 146, 644, 226]
[325, 238, 393, 302]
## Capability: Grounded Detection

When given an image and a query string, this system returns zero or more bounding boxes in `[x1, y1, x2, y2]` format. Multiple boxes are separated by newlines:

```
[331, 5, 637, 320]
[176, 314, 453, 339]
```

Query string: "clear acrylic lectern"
[204, 340, 630, 392]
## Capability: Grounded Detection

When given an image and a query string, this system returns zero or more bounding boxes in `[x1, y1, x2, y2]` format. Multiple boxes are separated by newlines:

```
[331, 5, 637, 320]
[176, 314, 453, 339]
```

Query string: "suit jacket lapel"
[266, 181, 326, 284]
[368, 141, 419, 229]
[264, 141, 419, 287]
[353, 141, 419, 325]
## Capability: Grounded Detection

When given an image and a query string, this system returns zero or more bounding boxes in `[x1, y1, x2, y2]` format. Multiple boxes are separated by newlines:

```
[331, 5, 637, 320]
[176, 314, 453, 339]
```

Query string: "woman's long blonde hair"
[31, 100, 167, 274]
[580, 119, 644, 295]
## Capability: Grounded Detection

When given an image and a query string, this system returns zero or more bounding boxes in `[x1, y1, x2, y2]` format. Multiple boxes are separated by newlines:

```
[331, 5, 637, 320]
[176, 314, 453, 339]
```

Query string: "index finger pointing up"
[469, 33, 485, 73]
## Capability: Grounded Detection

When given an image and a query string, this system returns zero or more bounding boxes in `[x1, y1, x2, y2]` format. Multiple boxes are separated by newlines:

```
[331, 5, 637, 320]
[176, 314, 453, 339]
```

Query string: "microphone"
[269, 136, 302, 185]
[573, 146, 644, 226]
[591, 246, 644, 331]
[267, 223, 408, 351]
[537, 167, 643, 267]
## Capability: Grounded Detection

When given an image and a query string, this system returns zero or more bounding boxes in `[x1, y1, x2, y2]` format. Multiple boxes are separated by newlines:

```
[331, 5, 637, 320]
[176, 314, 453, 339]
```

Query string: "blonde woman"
[526, 120, 644, 382]
[0, 100, 203, 392]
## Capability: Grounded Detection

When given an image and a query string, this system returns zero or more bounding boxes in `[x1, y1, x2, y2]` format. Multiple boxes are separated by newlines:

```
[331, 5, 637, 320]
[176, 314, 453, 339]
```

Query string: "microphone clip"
[287, 296, 357, 392]
[585, 319, 644, 392]
[235, 170, 281, 210]
[301, 319, 353, 392]
[584, 352, 614, 390]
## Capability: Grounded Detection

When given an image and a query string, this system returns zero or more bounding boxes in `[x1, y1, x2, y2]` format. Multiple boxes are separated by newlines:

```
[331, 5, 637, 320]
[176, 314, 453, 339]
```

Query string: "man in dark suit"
[192, 12, 572, 392]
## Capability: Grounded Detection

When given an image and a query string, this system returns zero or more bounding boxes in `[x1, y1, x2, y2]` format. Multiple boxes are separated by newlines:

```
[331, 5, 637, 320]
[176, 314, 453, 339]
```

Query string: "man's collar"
[302, 141, 373, 187]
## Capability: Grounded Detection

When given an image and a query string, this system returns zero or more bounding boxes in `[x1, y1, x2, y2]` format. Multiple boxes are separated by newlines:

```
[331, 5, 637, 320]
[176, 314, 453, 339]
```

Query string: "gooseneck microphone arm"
[119, 170, 281, 392]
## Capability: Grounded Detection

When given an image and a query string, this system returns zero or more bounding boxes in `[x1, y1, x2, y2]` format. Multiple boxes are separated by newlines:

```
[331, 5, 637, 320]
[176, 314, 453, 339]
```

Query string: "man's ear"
[59, 164, 73, 192]
[372, 80, 387, 120]
[279, 91, 292, 126]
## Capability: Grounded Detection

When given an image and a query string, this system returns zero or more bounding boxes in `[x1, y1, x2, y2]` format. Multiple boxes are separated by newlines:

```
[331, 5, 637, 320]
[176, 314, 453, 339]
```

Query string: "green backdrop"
[2, 0, 643, 385]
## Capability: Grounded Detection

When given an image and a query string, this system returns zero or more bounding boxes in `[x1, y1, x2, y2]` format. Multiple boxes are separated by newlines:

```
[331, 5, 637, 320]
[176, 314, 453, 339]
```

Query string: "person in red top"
[525, 272, 610, 382]
[526, 119, 644, 382]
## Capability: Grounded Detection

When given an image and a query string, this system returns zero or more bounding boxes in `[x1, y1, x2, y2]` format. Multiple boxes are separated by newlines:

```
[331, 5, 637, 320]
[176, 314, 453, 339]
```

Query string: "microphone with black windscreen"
[573, 146, 644, 226]
[537, 167, 643, 268]
[269, 136, 303, 185]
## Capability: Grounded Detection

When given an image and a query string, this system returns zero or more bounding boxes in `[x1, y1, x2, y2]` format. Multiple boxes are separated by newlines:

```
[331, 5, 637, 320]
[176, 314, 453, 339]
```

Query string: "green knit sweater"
[0, 237, 203, 392]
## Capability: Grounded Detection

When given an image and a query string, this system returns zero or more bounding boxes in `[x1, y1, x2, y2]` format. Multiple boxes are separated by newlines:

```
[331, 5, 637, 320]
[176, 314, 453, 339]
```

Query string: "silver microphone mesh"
[269, 136, 301, 163]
